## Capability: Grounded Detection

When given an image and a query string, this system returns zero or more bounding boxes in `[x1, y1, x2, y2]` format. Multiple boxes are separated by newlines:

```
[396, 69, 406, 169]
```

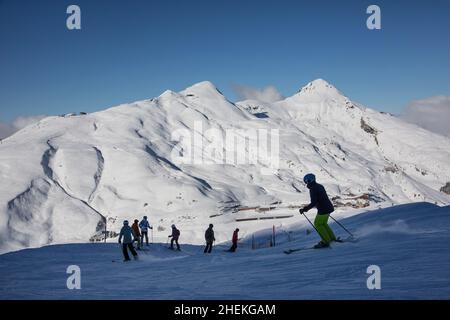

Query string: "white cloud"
[0, 115, 47, 140]
[233, 85, 284, 103]
[401, 96, 450, 137]
[0, 121, 15, 140]
[12, 115, 47, 130]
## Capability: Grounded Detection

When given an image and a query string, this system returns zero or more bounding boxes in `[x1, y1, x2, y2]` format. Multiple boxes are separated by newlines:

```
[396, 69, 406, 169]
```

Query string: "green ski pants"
[314, 214, 336, 244]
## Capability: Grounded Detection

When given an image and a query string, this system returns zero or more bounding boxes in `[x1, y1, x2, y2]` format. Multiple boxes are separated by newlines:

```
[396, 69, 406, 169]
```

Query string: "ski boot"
[313, 241, 330, 249]
[333, 237, 344, 243]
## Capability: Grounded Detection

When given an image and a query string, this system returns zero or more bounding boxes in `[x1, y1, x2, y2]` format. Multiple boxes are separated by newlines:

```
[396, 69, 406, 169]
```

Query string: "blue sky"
[1, 0, 449, 122]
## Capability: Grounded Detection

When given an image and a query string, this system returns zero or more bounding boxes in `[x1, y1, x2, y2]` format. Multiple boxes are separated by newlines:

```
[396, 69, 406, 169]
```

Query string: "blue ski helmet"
[303, 173, 316, 184]
[123, 220, 129, 225]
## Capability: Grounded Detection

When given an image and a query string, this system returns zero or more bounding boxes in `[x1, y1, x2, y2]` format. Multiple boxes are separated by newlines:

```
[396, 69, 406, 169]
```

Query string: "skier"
[299, 173, 337, 248]
[168, 224, 181, 250]
[118, 220, 138, 261]
[204, 224, 215, 254]
[139, 216, 153, 246]
[131, 219, 141, 250]
[227, 228, 239, 252]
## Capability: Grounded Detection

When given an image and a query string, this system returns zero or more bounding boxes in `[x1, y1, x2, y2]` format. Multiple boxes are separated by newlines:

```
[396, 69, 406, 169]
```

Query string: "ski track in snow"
[40, 139, 105, 222]
[87, 147, 105, 204]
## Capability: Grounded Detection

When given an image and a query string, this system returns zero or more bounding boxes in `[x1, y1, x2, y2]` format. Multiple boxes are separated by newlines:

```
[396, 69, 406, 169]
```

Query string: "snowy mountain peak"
[181, 81, 224, 98]
[297, 78, 344, 98]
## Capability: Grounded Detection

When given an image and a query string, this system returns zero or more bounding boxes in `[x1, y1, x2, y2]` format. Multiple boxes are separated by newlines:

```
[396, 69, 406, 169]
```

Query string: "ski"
[168, 247, 191, 254]
[284, 244, 335, 254]
[284, 247, 314, 254]
[334, 236, 359, 243]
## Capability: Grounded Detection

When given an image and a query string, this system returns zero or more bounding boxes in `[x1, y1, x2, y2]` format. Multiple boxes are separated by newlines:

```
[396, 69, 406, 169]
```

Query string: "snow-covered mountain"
[1, 79, 449, 254]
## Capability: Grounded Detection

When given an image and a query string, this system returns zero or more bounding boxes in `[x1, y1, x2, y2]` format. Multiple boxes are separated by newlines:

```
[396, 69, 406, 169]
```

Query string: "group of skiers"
[118, 172, 337, 261]
[118, 216, 153, 261]
[202, 224, 239, 254]
[130, 216, 153, 249]
[118, 218, 240, 261]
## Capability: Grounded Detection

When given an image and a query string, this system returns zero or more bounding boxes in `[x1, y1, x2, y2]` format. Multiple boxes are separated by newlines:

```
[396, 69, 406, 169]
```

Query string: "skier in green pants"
[299, 173, 337, 248]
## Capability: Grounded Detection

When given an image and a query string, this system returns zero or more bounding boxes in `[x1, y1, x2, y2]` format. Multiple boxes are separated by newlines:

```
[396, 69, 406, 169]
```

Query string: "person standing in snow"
[168, 224, 181, 250]
[227, 228, 239, 252]
[119, 220, 139, 261]
[299, 173, 336, 248]
[204, 224, 215, 254]
[131, 219, 141, 250]
[139, 216, 152, 246]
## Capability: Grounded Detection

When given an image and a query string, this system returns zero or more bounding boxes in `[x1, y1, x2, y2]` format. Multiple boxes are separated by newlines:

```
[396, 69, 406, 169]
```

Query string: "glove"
[150, 227, 153, 230]
[168, 235, 172, 238]
[299, 208, 306, 214]
[118, 240, 122, 244]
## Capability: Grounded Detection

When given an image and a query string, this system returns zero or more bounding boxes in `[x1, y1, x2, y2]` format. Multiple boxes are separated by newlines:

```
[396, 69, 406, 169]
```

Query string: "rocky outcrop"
[440, 182, 450, 195]
[360, 118, 379, 145]
[360, 118, 378, 135]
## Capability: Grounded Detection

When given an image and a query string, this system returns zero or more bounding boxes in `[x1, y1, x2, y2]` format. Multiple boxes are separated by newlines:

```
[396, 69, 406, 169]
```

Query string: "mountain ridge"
[0, 79, 449, 254]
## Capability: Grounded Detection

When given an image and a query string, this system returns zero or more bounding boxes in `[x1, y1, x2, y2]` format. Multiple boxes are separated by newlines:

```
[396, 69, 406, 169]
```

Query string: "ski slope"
[1, 203, 449, 299]
[1, 79, 449, 254]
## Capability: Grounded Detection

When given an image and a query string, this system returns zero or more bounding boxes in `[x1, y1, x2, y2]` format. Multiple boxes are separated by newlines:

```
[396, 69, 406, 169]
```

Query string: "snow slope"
[0, 203, 449, 299]
[0, 79, 449, 254]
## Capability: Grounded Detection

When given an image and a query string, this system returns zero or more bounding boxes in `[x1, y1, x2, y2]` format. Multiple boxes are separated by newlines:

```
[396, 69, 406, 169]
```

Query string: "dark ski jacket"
[205, 227, 215, 243]
[119, 226, 134, 244]
[303, 181, 334, 215]
[171, 228, 180, 241]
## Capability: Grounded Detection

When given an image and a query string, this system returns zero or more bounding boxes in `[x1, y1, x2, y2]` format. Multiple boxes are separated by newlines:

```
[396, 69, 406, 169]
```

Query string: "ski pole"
[330, 215, 354, 237]
[301, 212, 321, 236]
